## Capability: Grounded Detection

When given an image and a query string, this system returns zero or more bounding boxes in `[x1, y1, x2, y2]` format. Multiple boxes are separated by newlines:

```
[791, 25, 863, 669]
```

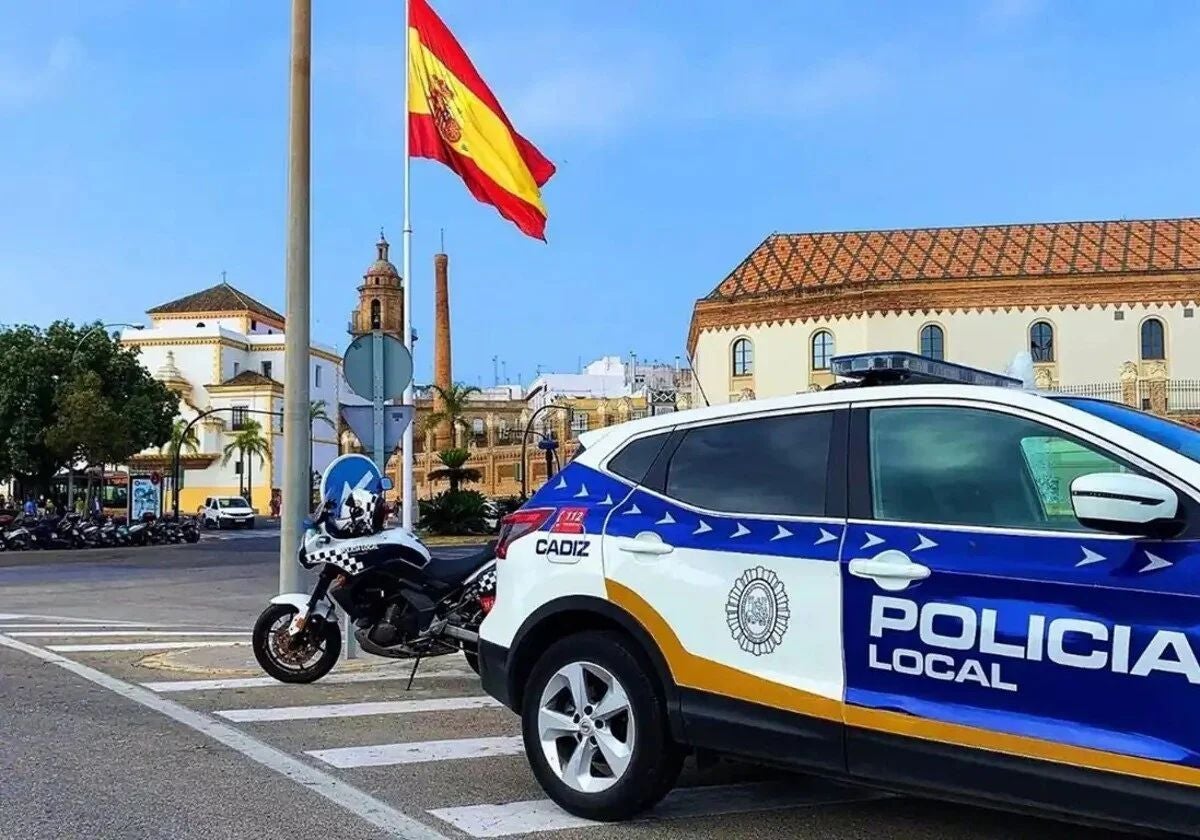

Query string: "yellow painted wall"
[178, 485, 270, 515]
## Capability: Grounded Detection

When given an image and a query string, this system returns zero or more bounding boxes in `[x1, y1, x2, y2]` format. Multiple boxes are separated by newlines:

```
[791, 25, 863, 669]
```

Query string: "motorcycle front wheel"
[252, 604, 341, 684]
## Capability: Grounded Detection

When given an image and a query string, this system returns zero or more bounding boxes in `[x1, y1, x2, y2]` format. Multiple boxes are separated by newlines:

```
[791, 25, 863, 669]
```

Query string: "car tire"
[247, 519, 255, 530]
[521, 630, 683, 821]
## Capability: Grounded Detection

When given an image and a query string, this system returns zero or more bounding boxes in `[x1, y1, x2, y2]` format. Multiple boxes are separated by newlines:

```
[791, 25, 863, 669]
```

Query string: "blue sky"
[2, 0, 1200, 387]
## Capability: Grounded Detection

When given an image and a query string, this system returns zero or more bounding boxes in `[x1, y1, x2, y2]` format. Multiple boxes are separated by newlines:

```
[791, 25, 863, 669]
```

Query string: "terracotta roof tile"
[147, 282, 284, 322]
[706, 217, 1200, 301]
[214, 370, 277, 387]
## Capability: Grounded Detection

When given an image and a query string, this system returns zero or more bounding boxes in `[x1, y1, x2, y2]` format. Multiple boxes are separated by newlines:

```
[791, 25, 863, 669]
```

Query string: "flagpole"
[280, 0, 311, 593]
[401, 0, 415, 531]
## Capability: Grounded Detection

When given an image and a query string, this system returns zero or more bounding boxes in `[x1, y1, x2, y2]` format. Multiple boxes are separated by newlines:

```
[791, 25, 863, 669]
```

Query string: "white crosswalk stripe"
[9, 630, 248, 638]
[430, 781, 883, 838]
[0, 623, 170, 630]
[142, 664, 474, 693]
[216, 696, 500, 723]
[307, 736, 524, 769]
[47, 640, 250, 653]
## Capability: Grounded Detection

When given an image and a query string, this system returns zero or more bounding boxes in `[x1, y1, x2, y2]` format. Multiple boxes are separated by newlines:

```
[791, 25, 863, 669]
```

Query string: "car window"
[664, 412, 832, 516]
[219, 498, 250, 508]
[607, 433, 670, 484]
[868, 406, 1133, 531]
[1060, 397, 1200, 464]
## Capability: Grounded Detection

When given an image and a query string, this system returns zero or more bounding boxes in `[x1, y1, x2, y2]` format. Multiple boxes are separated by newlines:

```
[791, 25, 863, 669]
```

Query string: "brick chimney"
[433, 252, 453, 450]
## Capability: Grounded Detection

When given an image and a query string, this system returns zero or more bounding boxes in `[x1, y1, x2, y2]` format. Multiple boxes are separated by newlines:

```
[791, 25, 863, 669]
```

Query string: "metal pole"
[280, 0, 311, 594]
[401, 0, 415, 531]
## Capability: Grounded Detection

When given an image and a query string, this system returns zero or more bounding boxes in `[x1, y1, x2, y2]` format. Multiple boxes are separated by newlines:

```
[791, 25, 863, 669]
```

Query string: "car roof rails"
[827, 352, 1024, 389]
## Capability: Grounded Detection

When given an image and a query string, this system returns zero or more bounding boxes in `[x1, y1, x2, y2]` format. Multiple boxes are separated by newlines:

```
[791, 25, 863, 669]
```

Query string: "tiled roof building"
[688, 217, 1200, 403]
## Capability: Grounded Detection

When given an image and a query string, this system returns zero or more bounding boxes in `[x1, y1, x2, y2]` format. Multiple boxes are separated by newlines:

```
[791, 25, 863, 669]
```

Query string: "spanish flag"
[408, 0, 556, 240]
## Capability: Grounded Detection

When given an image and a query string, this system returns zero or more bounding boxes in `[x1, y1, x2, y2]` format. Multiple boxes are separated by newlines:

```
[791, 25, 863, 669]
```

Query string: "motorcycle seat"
[424, 542, 496, 584]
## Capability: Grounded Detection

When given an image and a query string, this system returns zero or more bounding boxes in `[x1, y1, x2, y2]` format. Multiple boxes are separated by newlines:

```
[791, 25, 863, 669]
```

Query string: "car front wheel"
[521, 630, 683, 821]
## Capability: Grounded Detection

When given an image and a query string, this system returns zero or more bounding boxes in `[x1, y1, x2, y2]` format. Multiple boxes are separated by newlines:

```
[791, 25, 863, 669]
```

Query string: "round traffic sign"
[342, 333, 413, 401]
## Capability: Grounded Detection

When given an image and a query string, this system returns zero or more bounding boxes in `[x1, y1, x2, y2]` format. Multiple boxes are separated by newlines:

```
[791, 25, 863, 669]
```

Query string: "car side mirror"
[1070, 473, 1181, 538]
[380, 477, 394, 491]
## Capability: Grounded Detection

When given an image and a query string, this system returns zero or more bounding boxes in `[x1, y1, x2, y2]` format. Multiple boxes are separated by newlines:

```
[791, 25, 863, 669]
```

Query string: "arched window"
[812, 330, 835, 370]
[370, 299, 381, 330]
[1030, 321, 1054, 362]
[919, 324, 945, 361]
[731, 338, 753, 377]
[1141, 317, 1166, 360]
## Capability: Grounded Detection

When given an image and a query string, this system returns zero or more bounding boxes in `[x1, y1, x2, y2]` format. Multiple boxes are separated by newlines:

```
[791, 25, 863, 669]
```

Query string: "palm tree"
[427, 448, 482, 493]
[423, 383, 482, 447]
[221, 419, 272, 508]
[160, 419, 200, 462]
[309, 399, 336, 476]
[160, 419, 201, 500]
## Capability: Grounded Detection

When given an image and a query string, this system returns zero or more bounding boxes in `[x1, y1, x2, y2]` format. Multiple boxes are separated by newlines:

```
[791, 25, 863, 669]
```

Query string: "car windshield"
[1059, 398, 1200, 464]
[218, 498, 250, 509]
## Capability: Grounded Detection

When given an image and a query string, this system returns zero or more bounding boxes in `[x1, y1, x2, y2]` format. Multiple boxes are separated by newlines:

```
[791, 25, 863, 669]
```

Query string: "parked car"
[479, 351, 1200, 836]
[199, 496, 255, 529]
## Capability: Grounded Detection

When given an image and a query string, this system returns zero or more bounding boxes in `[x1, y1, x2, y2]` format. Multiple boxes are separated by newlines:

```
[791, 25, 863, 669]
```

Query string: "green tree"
[427, 447, 482, 493]
[422, 383, 481, 447]
[0, 321, 176, 496]
[308, 399, 337, 508]
[221, 419, 272, 508]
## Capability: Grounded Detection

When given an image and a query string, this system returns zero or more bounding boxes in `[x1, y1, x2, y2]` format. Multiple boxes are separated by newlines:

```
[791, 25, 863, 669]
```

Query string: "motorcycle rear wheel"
[252, 604, 341, 684]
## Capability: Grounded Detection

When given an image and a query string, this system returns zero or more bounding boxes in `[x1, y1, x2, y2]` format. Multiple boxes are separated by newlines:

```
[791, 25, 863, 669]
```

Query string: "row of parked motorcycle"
[0, 512, 201, 551]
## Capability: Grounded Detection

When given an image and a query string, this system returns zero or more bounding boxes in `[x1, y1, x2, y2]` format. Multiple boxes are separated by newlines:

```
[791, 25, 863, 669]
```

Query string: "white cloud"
[0, 36, 83, 108]
[707, 54, 886, 119]
[320, 25, 886, 147]
[981, 0, 1043, 26]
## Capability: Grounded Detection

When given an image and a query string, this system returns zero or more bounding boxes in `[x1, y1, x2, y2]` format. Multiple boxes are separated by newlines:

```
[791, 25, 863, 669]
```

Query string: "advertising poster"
[130, 476, 162, 521]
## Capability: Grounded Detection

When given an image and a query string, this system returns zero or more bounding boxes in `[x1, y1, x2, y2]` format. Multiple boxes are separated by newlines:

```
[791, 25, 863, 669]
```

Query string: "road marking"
[9, 630, 248, 638]
[142, 665, 474, 693]
[0, 613, 30, 620]
[47, 640, 250, 652]
[430, 780, 883, 837]
[0, 623, 158, 630]
[0, 632, 450, 840]
[216, 695, 500, 723]
[308, 736, 524, 769]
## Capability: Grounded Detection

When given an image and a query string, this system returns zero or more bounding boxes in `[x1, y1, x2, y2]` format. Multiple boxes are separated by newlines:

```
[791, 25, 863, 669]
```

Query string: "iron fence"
[1168, 379, 1200, 413]
[1049, 382, 1122, 401]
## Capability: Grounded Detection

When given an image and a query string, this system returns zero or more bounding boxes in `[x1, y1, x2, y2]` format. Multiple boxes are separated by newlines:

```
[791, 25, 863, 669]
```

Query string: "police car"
[478, 352, 1200, 833]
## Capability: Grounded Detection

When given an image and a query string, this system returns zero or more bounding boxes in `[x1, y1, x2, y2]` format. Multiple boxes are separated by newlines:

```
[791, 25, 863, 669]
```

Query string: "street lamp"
[71, 322, 144, 363]
[64, 322, 145, 512]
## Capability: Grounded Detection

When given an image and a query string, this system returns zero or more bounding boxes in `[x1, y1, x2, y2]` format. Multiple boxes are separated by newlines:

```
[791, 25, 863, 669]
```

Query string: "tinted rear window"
[608, 433, 670, 484]
[664, 412, 832, 516]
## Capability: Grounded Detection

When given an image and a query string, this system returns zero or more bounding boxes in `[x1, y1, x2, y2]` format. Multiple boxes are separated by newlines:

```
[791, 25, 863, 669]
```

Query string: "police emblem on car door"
[601, 407, 850, 726]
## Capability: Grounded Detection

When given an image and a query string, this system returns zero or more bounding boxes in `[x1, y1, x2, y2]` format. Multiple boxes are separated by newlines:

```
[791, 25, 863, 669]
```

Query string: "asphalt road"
[0, 538, 1146, 840]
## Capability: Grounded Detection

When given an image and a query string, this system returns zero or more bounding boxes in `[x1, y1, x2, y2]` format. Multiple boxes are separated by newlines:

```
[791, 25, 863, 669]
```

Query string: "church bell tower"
[349, 231, 404, 338]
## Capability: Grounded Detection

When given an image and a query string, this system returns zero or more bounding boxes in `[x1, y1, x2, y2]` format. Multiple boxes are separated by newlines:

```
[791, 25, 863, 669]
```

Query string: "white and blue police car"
[478, 352, 1200, 833]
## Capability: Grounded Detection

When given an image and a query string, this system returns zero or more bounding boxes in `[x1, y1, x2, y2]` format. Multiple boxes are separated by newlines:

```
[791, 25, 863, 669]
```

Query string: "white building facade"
[689, 218, 1200, 409]
[121, 282, 345, 514]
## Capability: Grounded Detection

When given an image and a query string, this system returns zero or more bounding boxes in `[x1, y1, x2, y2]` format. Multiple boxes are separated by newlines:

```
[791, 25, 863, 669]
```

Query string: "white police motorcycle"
[252, 476, 497, 683]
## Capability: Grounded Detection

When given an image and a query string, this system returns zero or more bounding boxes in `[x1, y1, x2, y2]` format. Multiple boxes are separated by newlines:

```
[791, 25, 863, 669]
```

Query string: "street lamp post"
[518, 404, 574, 499]
[66, 322, 144, 511]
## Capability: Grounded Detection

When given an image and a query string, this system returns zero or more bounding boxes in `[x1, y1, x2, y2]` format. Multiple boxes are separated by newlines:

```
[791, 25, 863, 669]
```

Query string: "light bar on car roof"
[829, 352, 1023, 388]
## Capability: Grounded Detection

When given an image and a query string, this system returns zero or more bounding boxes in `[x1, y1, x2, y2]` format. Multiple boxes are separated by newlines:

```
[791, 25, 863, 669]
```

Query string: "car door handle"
[849, 557, 930, 581]
[614, 535, 674, 556]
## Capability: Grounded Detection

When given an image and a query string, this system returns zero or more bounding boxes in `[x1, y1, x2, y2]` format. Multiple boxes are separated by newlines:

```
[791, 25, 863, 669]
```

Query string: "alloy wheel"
[536, 661, 635, 794]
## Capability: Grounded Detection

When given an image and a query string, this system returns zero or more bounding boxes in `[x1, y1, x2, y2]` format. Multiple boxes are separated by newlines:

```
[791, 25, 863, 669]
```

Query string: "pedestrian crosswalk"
[0, 611, 883, 839]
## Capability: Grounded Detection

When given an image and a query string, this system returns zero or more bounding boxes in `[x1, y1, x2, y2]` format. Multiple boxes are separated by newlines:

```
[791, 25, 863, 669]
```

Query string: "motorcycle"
[251, 479, 496, 684]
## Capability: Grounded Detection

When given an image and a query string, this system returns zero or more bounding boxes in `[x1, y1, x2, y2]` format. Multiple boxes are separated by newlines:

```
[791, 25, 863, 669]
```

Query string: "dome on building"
[154, 351, 191, 394]
[365, 232, 400, 282]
